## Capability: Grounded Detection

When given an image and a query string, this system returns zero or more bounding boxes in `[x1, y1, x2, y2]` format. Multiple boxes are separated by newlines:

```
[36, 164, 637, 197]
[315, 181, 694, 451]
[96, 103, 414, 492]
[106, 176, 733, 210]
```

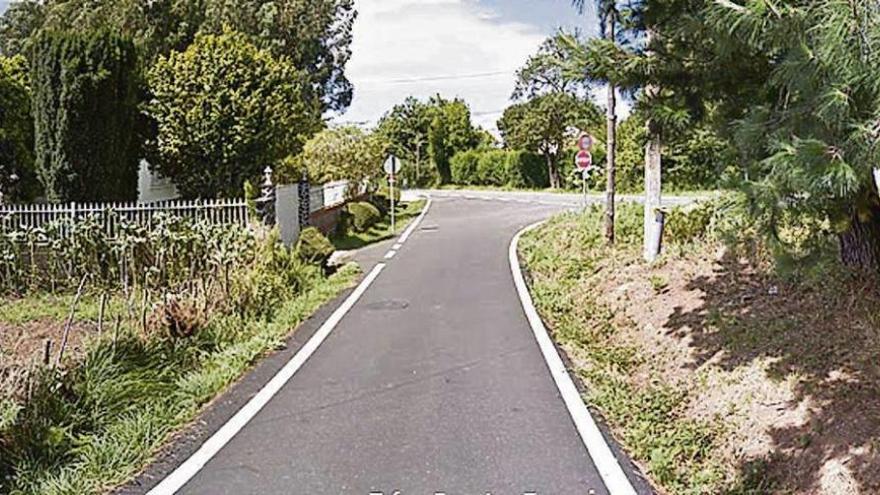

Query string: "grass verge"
[519, 202, 880, 494]
[0, 264, 360, 494]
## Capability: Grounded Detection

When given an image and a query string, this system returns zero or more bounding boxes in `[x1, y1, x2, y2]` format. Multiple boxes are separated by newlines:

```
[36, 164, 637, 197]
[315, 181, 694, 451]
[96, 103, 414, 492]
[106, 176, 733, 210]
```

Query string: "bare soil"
[594, 245, 880, 494]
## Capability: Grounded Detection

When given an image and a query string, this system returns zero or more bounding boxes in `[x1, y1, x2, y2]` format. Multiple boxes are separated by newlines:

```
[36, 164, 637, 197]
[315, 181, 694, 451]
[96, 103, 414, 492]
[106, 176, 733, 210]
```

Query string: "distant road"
[405, 188, 703, 207]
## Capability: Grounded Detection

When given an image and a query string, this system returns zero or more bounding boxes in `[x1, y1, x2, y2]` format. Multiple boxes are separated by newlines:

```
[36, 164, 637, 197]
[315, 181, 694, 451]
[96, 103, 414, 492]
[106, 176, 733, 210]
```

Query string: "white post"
[390, 173, 396, 234]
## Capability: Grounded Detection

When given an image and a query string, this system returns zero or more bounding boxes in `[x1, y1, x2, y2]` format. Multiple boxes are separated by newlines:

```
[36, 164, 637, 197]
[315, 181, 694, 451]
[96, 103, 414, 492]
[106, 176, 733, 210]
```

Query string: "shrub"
[31, 30, 141, 202]
[505, 150, 548, 188]
[295, 227, 335, 267]
[146, 30, 321, 199]
[347, 202, 381, 233]
[0, 55, 38, 202]
[370, 182, 400, 215]
[475, 150, 508, 186]
[450, 149, 481, 184]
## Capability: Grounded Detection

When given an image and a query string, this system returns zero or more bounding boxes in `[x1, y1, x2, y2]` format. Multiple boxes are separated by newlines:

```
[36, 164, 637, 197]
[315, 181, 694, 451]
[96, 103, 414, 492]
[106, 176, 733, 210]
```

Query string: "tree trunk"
[605, 18, 617, 245]
[839, 206, 880, 272]
[547, 153, 561, 189]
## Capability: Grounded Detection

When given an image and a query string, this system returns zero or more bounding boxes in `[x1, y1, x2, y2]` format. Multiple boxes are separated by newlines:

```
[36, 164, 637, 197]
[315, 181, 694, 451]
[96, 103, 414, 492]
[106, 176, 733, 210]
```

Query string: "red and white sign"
[577, 133, 594, 152]
[575, 150, 593, 170]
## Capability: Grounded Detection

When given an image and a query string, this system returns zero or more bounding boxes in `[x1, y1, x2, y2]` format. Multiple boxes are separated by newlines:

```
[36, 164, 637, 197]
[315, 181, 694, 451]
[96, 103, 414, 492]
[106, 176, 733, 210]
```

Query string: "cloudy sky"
[338, 0, 600, 131]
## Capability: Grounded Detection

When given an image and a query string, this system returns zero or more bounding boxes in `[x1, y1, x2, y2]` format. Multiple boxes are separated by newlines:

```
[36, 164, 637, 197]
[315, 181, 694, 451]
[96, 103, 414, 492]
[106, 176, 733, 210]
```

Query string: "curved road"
[162, 195, 653, 494]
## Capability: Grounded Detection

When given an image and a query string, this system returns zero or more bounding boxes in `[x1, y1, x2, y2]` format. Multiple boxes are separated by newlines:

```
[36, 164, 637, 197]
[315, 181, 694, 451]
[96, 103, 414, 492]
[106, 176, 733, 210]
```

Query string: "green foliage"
[295, 226, 335, 267]
[506, 150, 549, 188]
[146, 30, 321, 199]
[281, 126, 384, 185]
[0, 54, 37, 201]
[499, 92, 601, 188]
[0, 261, 357, 493]
[31, 30, 141, 202]
[377, 95, 481, 187]
[0, 0, 356, 113]
[450, 149, 481, 185]
[616, 112, 734, 193]
[450, 149, 550, 189]
[346, 201, 381, 233]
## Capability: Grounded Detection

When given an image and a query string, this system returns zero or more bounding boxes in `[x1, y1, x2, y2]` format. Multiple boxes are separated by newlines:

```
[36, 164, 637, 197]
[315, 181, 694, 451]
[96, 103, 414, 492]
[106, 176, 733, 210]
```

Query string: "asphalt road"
[175, 195, 649, 495]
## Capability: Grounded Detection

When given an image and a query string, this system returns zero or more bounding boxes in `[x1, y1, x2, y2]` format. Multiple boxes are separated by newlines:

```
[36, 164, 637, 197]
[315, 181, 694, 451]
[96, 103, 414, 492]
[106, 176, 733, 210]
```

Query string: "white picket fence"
[0, 199, 250, 236]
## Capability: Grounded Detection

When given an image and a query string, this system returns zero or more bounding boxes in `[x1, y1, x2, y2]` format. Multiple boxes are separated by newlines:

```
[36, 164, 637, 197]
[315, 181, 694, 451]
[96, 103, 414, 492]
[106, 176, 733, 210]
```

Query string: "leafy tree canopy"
[146, 29, 321, 199]
[282, 125, 384, 186]
[0, 54, 37, 201]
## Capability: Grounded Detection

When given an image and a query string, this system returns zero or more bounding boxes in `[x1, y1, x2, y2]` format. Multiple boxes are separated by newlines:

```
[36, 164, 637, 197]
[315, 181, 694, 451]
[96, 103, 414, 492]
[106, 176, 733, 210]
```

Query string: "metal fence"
[0, 199, 250, 236]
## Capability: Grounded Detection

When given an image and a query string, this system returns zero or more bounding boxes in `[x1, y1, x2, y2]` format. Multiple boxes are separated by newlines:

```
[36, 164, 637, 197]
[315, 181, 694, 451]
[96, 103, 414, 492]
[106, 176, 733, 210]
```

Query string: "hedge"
[450, 149, 548, 189]
[347, 201, 381, 233]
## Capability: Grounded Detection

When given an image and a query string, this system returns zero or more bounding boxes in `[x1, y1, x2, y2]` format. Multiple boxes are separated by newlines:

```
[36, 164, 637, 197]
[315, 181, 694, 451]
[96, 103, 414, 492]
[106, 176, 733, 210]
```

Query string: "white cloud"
[336, 0, 548, 132]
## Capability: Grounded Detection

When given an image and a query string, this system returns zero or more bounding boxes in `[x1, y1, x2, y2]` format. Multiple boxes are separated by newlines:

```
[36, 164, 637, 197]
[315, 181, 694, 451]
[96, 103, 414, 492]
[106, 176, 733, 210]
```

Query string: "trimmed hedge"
[295, 227, 335, 267]
[347, 201, 381, 232]
[450, 149, 548, 188]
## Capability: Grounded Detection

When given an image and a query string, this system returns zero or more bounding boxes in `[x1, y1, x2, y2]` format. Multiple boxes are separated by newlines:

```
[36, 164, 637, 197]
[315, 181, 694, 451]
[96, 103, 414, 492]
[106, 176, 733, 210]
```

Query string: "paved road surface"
[175, 195, 652, 494]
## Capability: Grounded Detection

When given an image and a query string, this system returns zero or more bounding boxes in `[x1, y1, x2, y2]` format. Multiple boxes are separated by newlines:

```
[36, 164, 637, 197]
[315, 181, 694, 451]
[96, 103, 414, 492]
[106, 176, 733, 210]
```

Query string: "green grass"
[0, 293, 127, 326]
[519, 207, 731, 494]
[331, 200, 426, 251]
[0, 264, 360, 494]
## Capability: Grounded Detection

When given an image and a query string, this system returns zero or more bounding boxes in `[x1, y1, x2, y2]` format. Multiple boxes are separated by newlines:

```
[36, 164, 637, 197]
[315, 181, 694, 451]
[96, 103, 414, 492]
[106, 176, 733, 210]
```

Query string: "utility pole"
[643, 28, 663, 262]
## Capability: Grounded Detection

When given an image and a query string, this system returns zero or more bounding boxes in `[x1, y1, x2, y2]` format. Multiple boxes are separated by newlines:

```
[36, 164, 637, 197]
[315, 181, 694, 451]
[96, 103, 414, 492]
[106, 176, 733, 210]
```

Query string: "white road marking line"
[399, 197, 433, 244]
[393, 243, 403, 250]
[509, 222, 638, 495]
[384, 250, 397, 260]
[147, 263, 388, 495]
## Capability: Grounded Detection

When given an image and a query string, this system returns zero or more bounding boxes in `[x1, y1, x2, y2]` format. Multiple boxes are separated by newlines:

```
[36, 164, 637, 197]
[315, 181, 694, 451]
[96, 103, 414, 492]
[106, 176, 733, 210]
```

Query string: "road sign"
[577, 133, 594, 152]
[575, 150, 592, 170]
[384, 155, 402, 175]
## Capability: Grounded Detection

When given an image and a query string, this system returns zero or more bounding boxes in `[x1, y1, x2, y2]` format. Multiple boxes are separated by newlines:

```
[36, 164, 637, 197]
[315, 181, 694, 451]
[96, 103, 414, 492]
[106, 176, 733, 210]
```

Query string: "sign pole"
[582, 171, 587, 210]
[390, 172, 396, 234]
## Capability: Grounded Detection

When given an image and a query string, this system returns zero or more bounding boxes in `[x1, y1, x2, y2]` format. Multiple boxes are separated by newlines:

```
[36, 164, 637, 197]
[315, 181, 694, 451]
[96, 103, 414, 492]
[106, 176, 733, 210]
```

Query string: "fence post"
[255, 166, 276, 226]
[297, 172, 311, 229]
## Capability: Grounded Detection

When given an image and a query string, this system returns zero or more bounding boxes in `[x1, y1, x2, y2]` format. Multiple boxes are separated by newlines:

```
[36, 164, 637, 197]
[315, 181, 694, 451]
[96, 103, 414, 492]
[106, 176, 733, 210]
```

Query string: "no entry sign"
[575, 150, 593, 170]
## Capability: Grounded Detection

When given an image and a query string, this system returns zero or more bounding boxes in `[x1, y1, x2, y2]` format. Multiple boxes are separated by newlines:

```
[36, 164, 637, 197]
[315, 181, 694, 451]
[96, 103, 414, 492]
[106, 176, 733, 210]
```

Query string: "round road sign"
[384, 155, 402, 175]
[577, 133, 594, 152]
[575, 150, 593, 170]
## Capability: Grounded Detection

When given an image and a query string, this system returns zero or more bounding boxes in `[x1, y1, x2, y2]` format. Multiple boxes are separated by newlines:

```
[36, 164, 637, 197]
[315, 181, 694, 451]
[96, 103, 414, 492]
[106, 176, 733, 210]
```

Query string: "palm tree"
[571, 0, 619, 245]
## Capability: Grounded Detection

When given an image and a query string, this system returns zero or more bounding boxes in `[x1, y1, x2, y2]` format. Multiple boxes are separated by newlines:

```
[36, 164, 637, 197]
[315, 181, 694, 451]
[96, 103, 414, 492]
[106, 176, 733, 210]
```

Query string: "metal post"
[390, 174, 396, 234]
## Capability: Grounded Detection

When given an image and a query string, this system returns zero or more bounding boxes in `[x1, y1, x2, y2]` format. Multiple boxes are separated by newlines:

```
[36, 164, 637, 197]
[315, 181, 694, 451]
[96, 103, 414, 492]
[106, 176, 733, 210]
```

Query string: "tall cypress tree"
[31, 30, 140, 202]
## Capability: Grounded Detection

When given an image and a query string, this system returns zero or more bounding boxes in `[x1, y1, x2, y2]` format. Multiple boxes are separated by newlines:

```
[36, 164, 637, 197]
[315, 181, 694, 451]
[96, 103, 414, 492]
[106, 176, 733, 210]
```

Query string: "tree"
[704, 1, 880, 271]
[499, 93, 601, 189]
[0, 0, 45, 57]
[375, 97, 433, 186]
[31, 30, 141, 202]
[0, 54, 37, 202]
[510, 35, 599, 189]
[146, 30, 321, 199]
[376, 95, 480, 186]
[201, 0, 356, 113]
[570, 0, 622, 243]
[286, 125, 384, 185]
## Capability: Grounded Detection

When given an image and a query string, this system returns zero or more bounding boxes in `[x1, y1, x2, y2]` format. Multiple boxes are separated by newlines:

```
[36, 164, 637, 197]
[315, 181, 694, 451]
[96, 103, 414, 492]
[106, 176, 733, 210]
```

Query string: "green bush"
[295, 227, 335, 267]
[146, 30, 321, 199]
[505, 150, 548, 188]
[347, 202, 381, 233]
[450, 149, 481, 184]
[31, 30, 141, 202]
[370, 182, 401, 215]
[0, 55, 38, 202]
[475, 150, 508, 186]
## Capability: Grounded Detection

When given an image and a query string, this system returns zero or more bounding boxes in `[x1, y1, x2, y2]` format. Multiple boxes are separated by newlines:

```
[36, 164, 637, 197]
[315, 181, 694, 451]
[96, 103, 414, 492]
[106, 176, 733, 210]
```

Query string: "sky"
[337, 0, 606, 132]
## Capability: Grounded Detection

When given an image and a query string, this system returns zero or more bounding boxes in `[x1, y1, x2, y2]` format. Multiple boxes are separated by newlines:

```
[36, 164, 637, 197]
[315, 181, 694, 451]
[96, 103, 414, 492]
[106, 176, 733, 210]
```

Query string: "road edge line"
[399, 196, 432, 244]
[147, 262, 388, 495]
[509, 222, 638, 495]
